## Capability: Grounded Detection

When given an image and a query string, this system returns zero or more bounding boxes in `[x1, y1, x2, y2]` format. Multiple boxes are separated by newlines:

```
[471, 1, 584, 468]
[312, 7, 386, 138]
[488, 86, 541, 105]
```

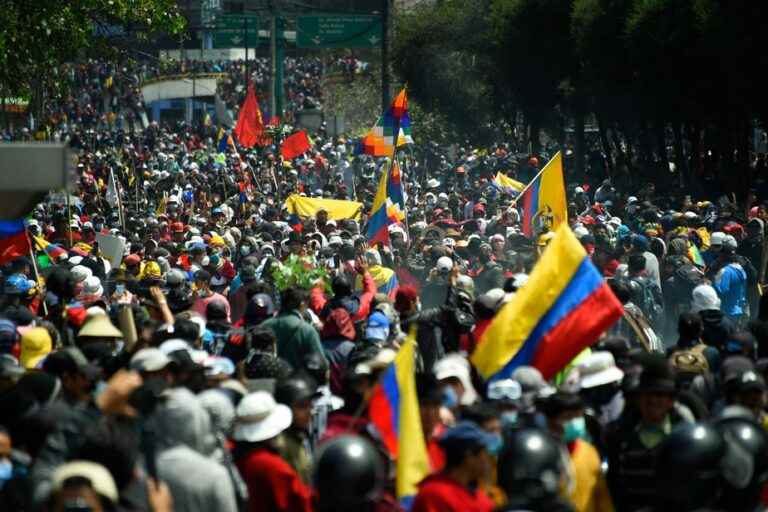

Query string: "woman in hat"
[232, 391, 313, 512]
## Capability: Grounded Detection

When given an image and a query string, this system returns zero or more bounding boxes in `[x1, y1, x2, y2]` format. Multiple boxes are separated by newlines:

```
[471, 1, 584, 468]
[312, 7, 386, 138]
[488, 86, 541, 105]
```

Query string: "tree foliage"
[0, 0, 185, 98]
[393, 0, 768, 186]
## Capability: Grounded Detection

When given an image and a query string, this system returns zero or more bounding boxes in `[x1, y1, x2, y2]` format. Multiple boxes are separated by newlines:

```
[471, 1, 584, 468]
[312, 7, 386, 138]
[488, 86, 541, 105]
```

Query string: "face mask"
[563, 416, 590, 443]
[441, 386, 458, 409]
[500, 410, 518, 429]
[0, 458, 12, 484]
[486, 433, 503, 456]
[240, 245, 251, 256]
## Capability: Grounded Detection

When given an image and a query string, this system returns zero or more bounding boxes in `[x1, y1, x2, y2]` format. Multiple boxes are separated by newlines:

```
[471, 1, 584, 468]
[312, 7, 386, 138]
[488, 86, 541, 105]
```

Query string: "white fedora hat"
[233, 391, 292, 443]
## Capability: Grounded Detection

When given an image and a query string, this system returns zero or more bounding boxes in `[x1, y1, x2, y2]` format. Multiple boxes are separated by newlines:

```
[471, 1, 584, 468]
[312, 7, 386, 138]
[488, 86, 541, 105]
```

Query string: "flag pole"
[28, 239, 48, 316]
[511, 151, 560, 206]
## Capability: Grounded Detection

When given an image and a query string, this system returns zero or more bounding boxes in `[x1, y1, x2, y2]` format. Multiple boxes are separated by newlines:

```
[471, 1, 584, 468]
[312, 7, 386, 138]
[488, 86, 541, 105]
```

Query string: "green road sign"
[297, 15, 382, 48]
[212, 14, 259, 49]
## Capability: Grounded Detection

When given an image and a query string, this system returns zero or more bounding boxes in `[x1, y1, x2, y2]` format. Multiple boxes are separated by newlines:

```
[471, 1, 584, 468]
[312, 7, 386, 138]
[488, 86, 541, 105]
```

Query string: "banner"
[284, 195, 362, 221]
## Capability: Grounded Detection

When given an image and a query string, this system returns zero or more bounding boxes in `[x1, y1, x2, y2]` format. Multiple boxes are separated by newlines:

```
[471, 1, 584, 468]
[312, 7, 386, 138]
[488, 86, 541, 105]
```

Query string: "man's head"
[331, 275, 352, 298]
[438, 421, 496, 481]
[678, 312, 703, 342]
[50, 461, 118, 512]
[280, 286, 308, 314]
[635, 355, 677, 425]
[274, 372, 318, 431]
[43, 348, 101, 402]
[540, 392, 586, 441]
[194, 269, 212, 293]
[627, 253, 647, 276]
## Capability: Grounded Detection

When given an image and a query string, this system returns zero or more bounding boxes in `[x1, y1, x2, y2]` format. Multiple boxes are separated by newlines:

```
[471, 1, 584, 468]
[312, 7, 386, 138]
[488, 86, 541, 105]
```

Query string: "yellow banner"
[284, 195, 363, 221]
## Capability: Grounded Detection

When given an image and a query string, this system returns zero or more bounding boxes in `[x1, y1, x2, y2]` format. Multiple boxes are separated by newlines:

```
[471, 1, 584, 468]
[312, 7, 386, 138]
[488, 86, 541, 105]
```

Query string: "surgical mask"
[441, 386, 458, 409]
[500, 410, 518, 429]
[563, 416, 590, 443]
[0, 458, 12, 485]
[240, 245, 251, 256]
[486, 433, 503, 456]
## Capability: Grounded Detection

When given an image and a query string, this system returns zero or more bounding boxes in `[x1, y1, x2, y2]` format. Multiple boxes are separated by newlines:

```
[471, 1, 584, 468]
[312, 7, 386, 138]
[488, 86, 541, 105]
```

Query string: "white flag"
[106, 170, 119, 208]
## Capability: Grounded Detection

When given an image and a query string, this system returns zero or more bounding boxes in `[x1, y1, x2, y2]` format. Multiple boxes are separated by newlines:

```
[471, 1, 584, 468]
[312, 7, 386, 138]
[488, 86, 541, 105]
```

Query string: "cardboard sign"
[95, 233, 125, 268]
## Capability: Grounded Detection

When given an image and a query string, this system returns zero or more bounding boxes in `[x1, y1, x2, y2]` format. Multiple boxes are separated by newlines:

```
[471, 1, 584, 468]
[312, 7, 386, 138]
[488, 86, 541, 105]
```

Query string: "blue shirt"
[714, 263, 747, 317]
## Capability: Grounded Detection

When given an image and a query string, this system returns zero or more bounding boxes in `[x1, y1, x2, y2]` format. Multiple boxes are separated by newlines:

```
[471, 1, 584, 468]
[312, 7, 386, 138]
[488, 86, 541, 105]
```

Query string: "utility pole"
[269, 15, 284, 120]
[244, 16, 249, 84]
[381, 0, 391, 111]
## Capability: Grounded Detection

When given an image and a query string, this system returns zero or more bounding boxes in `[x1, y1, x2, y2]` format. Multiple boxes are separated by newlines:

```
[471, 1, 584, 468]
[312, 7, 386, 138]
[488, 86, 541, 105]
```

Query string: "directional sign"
[297, 15, 382, 48]
[212, 14, 259, 49]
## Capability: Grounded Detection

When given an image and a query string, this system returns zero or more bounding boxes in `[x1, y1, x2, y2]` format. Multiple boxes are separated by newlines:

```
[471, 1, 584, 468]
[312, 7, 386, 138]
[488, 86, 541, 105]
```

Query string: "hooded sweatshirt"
[151, 387, 238, 512]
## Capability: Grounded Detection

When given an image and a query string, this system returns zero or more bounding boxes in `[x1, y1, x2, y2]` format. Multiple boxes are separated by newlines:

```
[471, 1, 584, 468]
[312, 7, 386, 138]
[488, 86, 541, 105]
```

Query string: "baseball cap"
[436, 256, 453, 273]
[710, 231, 726, 247]
[20, 327, 52, 369]
[438, 421, 497, 452]
[130, 348, 172, 373]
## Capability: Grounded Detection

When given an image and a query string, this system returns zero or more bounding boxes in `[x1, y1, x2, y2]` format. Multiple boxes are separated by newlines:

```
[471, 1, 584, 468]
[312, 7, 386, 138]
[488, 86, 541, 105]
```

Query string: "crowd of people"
[0, 55, 768, 512]
[19, 54, 335, 142]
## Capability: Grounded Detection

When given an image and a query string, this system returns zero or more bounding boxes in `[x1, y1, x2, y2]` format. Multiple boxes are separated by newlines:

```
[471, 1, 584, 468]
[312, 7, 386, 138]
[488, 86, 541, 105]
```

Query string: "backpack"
[630, 277, 662, 324]
[670, 344, 710, 377]
[669, 263, 706, 308]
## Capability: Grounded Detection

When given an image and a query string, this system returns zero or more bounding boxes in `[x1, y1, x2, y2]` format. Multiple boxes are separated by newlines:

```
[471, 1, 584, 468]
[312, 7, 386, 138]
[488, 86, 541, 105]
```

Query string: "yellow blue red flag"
[519, 151, 567, 236]
[471, 223, 623, 381]
[368, 327, 431, 502]
[366, 159, 406, 245]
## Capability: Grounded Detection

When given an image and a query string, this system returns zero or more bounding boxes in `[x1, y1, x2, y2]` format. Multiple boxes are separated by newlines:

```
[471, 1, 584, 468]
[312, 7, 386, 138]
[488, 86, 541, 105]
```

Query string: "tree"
[392, 0, 497, 143]
[0, 1, 185, 107]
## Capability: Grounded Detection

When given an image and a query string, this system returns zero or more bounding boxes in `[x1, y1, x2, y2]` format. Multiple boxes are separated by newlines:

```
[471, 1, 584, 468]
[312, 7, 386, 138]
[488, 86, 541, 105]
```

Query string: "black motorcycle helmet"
[656, 422, 753, 510]
[274, 372, 318, 407]
[714, 407, 768, 511]
[313, 435, 383, 511]
[497, 428, 564, 503]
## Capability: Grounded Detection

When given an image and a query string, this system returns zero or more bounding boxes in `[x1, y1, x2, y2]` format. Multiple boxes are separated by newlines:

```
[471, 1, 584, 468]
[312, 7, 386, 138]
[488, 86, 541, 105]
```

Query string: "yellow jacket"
[567, 439, 614, 512]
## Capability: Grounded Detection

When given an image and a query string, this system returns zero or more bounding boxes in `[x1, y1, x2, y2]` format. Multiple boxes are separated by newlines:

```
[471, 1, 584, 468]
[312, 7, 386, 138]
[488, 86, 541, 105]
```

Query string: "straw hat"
[78, 314, 123, 339]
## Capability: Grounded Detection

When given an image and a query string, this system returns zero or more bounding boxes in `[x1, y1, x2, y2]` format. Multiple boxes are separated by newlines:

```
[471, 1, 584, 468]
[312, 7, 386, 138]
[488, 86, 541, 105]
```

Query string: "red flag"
[233, 85, 265, 148]
[280, 131, 312, 160]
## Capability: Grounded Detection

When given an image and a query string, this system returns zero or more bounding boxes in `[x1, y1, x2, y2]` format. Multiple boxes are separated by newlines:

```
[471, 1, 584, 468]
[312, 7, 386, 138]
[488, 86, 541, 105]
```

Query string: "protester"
[1, 52, 768, 512]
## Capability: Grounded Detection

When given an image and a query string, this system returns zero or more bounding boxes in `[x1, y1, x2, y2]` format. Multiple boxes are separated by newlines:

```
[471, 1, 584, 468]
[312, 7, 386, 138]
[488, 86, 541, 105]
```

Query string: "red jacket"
[235, 447, 313, 512]
[309, 271, 376, 322]
[411, 473, 495, 512]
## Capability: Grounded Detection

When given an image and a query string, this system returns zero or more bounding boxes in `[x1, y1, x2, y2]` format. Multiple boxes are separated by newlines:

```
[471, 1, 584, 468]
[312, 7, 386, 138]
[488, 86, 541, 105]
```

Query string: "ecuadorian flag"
[519, 152, 568, 237]
[217, 128, 235, 153]
[493, 172, 525, 195]
[369, 328, 431, 505]
[358, 265, 399, 298]
[471, 224, 623, 381]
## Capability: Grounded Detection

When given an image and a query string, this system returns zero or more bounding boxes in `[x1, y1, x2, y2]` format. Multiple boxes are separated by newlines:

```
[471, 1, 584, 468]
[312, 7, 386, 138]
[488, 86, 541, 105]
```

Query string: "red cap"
[125, 254, 141, 265]
[171, 222, 185, 233]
